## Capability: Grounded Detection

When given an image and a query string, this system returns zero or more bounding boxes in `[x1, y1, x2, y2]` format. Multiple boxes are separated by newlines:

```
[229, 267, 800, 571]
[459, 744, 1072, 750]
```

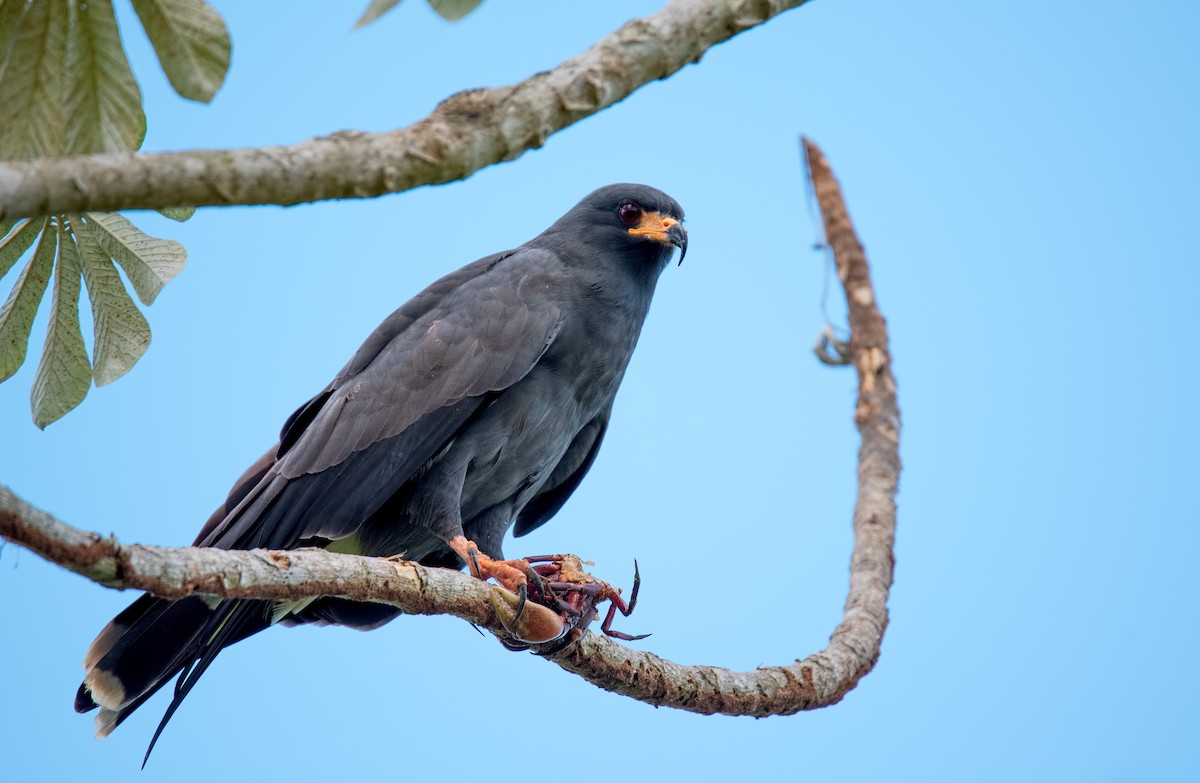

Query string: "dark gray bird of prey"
[75, 183, 687, 761]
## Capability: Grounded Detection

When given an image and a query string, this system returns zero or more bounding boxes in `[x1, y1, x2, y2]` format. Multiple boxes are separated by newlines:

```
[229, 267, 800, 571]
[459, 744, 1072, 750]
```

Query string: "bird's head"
[541, 183, 688, 269]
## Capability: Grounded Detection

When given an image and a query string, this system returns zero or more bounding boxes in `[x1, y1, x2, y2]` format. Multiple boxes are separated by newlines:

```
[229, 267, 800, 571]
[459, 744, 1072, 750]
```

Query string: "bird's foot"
[447, 539, 649, 646]
[448, 536, 566, 644]
[447, 535, 544, 594]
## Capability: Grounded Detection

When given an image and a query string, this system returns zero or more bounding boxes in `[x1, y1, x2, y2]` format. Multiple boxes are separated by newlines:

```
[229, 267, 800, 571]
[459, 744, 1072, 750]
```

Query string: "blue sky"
[2, 1, 1197, 780]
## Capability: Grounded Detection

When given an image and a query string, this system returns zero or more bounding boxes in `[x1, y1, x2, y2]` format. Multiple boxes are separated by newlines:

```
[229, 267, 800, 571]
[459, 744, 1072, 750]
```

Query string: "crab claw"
[488, 586, 568, 644]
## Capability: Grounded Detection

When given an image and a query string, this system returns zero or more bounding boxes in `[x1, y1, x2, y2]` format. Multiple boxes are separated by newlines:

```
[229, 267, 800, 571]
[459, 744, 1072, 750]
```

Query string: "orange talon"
[447, 535, 532, 594]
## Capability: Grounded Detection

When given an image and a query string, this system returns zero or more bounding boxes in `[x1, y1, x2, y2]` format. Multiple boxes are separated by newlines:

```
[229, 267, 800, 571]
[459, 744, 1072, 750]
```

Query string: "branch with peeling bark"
[0, 0, 813, 221]
[0, 139, 897, 716]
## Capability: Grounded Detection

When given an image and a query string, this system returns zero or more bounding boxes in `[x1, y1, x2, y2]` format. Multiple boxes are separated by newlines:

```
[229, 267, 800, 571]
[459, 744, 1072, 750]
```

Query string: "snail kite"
[74, 183, 687, 759]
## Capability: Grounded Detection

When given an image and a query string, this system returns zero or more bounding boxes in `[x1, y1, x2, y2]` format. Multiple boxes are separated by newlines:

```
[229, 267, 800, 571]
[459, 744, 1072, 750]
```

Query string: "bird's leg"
[447, 535, 542, 596]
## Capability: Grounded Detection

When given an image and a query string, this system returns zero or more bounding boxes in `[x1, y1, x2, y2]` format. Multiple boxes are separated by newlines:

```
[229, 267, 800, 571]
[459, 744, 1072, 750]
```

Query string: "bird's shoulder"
[329, 246, 568, 385]
[275, 246, 570, 475]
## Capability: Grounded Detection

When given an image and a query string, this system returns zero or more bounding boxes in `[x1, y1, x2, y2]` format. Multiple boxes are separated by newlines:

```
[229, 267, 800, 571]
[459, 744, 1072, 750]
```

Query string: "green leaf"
[0, 218, 54, 382]
[32, 221, 92, 428]
[77, 212, 186, 305]
[1, 219, 42, 282]
[355, 0, 403, 28]
[130, 0, 230, 103]
[0, 0, 28, 65]
[64, 0, 146, 154]
[0, 0, 68, 160]
[77, 224, 151, 386]
[428, 0, 483, 22]
[156, 206, 197, 222]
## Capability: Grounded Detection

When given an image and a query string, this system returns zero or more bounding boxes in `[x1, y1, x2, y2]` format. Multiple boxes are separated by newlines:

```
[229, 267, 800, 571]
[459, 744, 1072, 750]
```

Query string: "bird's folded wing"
[513, 402, 612, 537]
[195, 248, 566, 550]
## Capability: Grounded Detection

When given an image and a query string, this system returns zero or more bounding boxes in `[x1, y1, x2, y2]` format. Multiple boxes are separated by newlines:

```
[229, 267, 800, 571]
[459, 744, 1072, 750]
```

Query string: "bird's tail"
[75, 594, 269, 763]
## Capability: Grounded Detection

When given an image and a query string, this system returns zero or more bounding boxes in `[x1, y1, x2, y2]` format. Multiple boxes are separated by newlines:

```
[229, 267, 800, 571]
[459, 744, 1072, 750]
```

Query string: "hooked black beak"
[667, 223, 688, 265]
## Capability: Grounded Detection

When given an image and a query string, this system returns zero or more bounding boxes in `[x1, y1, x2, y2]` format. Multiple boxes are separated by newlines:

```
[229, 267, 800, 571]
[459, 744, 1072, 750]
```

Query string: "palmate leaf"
[0, 213, 174, 424]
[0, 0, 67, 160]
[0, 3, 196, 424]
[65, 0, 146, 155]
[76, 212, 186, 306]
[130, 0, 230, 103]
[0, 218, 54, 382]
[31, 221, 92, 429]
[78, 227, 151, 386]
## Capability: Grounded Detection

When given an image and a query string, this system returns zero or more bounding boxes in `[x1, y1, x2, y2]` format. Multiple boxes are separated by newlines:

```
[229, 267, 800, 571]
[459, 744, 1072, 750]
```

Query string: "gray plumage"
[74, 183, 686, 761]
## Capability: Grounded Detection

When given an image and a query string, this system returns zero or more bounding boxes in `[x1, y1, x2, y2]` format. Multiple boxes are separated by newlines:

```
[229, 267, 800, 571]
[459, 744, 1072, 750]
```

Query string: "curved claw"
[465, 545, 483, 580]
[488, 587, 568, 644]
[517, 560, 550, 604]
[511, 582, 528, 627]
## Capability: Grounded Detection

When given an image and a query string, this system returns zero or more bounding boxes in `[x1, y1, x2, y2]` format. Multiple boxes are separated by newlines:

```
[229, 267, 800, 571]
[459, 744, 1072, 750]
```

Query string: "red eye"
[618, 203, 643, 225]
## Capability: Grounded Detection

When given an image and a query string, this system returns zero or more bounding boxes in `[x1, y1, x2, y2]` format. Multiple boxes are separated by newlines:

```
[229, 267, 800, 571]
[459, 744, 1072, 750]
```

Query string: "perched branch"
[0, 486, 496, 625]
[0, 0, 813, 221]
[1, 140, 898, 716]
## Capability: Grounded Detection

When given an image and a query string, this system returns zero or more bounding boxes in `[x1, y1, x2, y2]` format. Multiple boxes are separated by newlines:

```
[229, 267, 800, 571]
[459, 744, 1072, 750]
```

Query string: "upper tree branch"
[1, 139, 896, 718]
[0, 0, 813, 221]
